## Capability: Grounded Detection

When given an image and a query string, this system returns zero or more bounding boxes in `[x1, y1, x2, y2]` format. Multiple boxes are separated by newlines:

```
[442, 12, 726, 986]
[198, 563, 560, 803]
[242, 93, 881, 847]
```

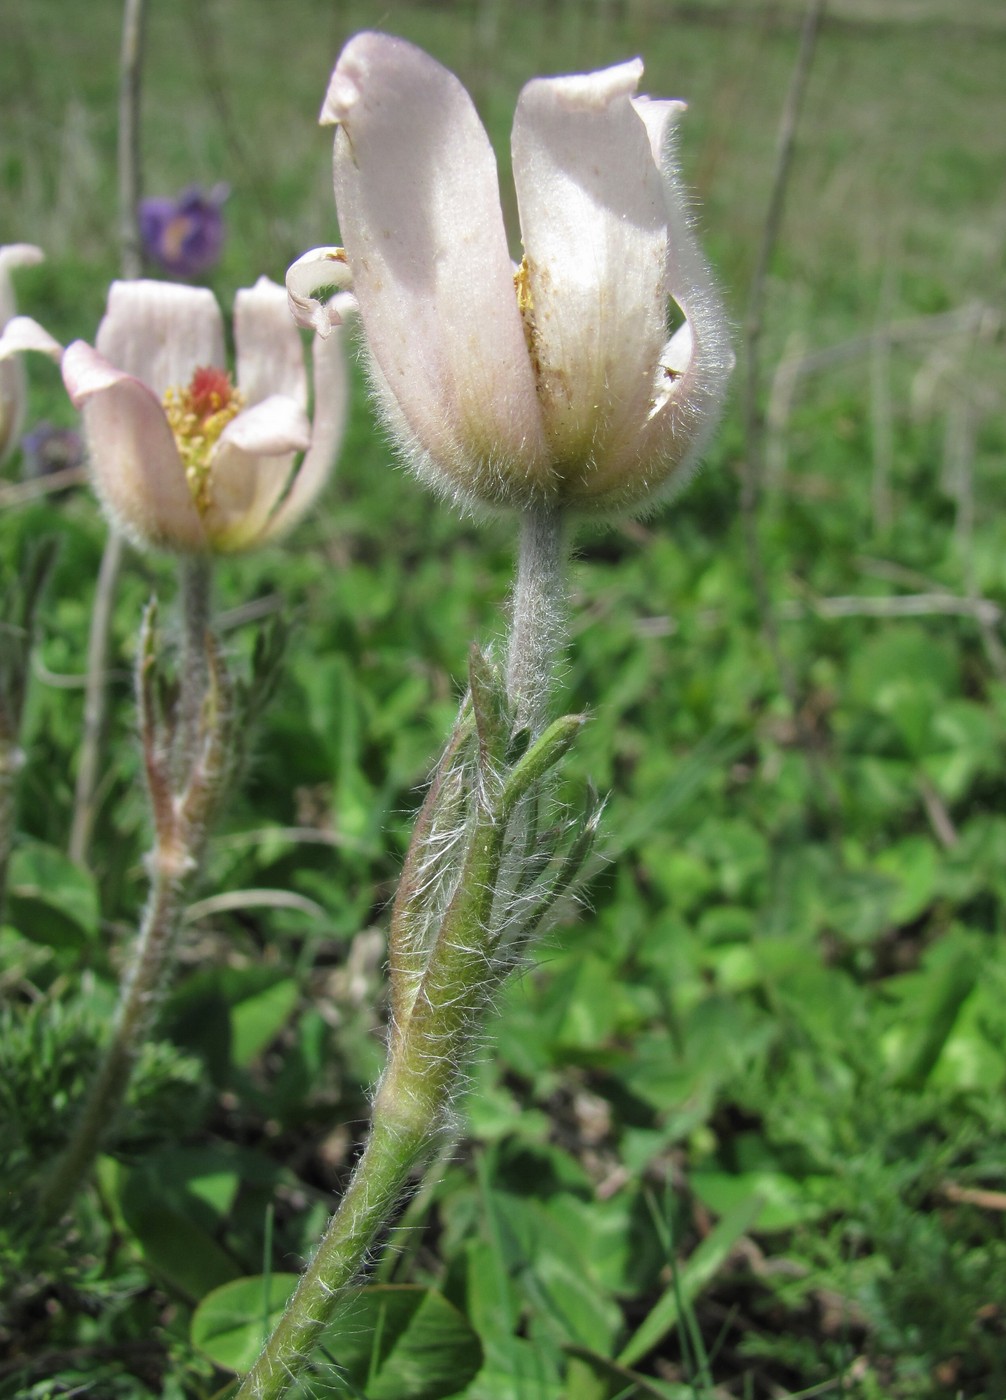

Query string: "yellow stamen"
[163, 366, 244, 513]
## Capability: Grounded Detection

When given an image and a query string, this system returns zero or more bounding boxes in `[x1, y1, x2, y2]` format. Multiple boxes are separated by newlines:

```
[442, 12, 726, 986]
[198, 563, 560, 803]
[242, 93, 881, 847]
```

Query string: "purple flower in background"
[20, 422, 84, 481]
[138, 184, 228, 280]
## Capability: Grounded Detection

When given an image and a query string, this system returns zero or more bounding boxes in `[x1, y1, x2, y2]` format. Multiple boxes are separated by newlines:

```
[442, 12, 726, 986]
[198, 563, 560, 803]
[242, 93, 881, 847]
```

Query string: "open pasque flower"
[0, 245, 63, 464]
[289, 33, 732, 519]
[62, 278, 352, 552]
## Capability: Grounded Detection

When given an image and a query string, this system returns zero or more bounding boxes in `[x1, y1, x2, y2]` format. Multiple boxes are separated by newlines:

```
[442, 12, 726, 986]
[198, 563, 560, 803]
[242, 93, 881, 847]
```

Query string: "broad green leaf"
[928, 984, 1006, 1092]
[691, 1169, 829, 1233]
[116, 1160, 243, 1300]
[873, 836, 941, 925]
[922, 699, 1002, 801]
[459, 1334, 563, 1400]
[883, 935, 979, 1089]
[7, 839, 98, 949]
[230, 977, 299, 1067]
[319, 1285, 483, 1399]
[191, 1273, 299, 1372]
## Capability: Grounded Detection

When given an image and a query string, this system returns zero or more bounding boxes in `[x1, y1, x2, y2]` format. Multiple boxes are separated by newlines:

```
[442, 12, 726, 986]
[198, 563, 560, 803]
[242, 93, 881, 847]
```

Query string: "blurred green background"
[2, 2, 1005, 1398]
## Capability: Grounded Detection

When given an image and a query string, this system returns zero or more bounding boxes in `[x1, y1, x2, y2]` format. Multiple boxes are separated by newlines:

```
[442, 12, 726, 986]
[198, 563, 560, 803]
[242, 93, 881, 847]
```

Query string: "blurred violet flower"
[288, 34, 732, 520]
[20, 422, 84, 481]
[61, 277, 353, 553]
[138, 184, 228, 280]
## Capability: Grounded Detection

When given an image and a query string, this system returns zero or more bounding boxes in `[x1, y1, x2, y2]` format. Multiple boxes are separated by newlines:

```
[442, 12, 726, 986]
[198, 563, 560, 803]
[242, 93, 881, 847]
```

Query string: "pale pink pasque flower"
[289, 33, 732, 519]
[0, 245, 63, 464]
[62, 278, 352, 553]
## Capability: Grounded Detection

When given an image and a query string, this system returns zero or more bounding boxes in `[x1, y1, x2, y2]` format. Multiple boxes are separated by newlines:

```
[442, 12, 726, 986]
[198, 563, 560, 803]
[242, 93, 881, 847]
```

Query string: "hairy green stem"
[175, 554, 212, 775]
[38, 558, 218, 1228]
[239, 503, 579, 1397]
[506, 505, 568, 737]
[36, 853, 190, 1227]
[237, 810, 506, 1400]
[237, 707, 582, 1398]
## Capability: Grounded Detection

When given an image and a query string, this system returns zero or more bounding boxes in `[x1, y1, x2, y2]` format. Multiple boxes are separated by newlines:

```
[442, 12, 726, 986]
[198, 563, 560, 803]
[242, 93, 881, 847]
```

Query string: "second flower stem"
[37, 554, 218, 1229]
[36, 851, 191, 1227]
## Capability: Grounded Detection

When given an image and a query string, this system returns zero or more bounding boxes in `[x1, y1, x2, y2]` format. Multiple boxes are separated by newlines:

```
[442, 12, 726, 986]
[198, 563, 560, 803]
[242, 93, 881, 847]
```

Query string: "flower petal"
[510, 60, 670, 492]
[0, 316, 63, 462]
[202, 396, 312, 552]
[95, 280, 226, 396]
[286, 248, 353, 337]
[0, 244, 45, 276]
[0, 315, 63, 362]
[0, 244, 45, 326]
[62, 339, 207, 552]
[216, 395, 312, 456]
[200, 446, 295, 552]
[326, 32, 546, 504]
[260, 305, 353, 543]
[612, 98, 733, 510]
[234, 276, 309, 408]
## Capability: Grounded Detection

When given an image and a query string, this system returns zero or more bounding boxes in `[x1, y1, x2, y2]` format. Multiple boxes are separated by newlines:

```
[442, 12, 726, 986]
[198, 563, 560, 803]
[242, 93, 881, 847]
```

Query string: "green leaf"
[500, 714, 585, 818]
[115, 1155, 244, 1300]
[197, 1281, 483, 1396]
[6, 839, 99, 949]
[565, 1347, 696, 1399]
[230, 977, 299, 1068]
[191, 1273, 299, 1372]
[883, 935, 979, 1089]
[617, 1191, 764, 1368]
[691, 1168, 829, 1233]
[459, 1334, 563, 1400]
[325, 1285, 482, 1398]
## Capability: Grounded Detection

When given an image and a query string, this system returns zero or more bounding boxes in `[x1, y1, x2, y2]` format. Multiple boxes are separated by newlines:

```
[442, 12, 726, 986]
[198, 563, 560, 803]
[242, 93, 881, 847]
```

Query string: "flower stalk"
[237, 635, 584, 1397]
[38, 565, 229, 1228]
[507, 505, 568, 737]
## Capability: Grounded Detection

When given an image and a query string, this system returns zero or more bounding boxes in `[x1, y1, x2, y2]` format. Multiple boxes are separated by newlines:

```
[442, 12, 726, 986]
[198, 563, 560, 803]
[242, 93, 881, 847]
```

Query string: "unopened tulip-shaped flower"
[63, 277, 352, 553]
[289, 32, 732, 521]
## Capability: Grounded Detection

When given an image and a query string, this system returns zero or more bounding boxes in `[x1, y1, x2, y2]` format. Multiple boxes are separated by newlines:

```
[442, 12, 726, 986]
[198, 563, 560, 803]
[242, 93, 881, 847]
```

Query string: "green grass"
[2, 1, 1006, 1397]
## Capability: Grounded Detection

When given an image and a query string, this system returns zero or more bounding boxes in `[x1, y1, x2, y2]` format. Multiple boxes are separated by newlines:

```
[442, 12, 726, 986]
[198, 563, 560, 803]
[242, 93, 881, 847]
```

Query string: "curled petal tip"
[321, 67, 362, 126]
[0, 315, 63, 362]
[533, 57, 644, 111]
[286, 247, 353, 337]
[0, 243, 46, 274]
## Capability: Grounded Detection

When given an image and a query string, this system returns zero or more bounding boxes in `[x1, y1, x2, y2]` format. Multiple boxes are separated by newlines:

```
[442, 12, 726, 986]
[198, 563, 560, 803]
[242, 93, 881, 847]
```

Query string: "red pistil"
[187, 366, 236, 421]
